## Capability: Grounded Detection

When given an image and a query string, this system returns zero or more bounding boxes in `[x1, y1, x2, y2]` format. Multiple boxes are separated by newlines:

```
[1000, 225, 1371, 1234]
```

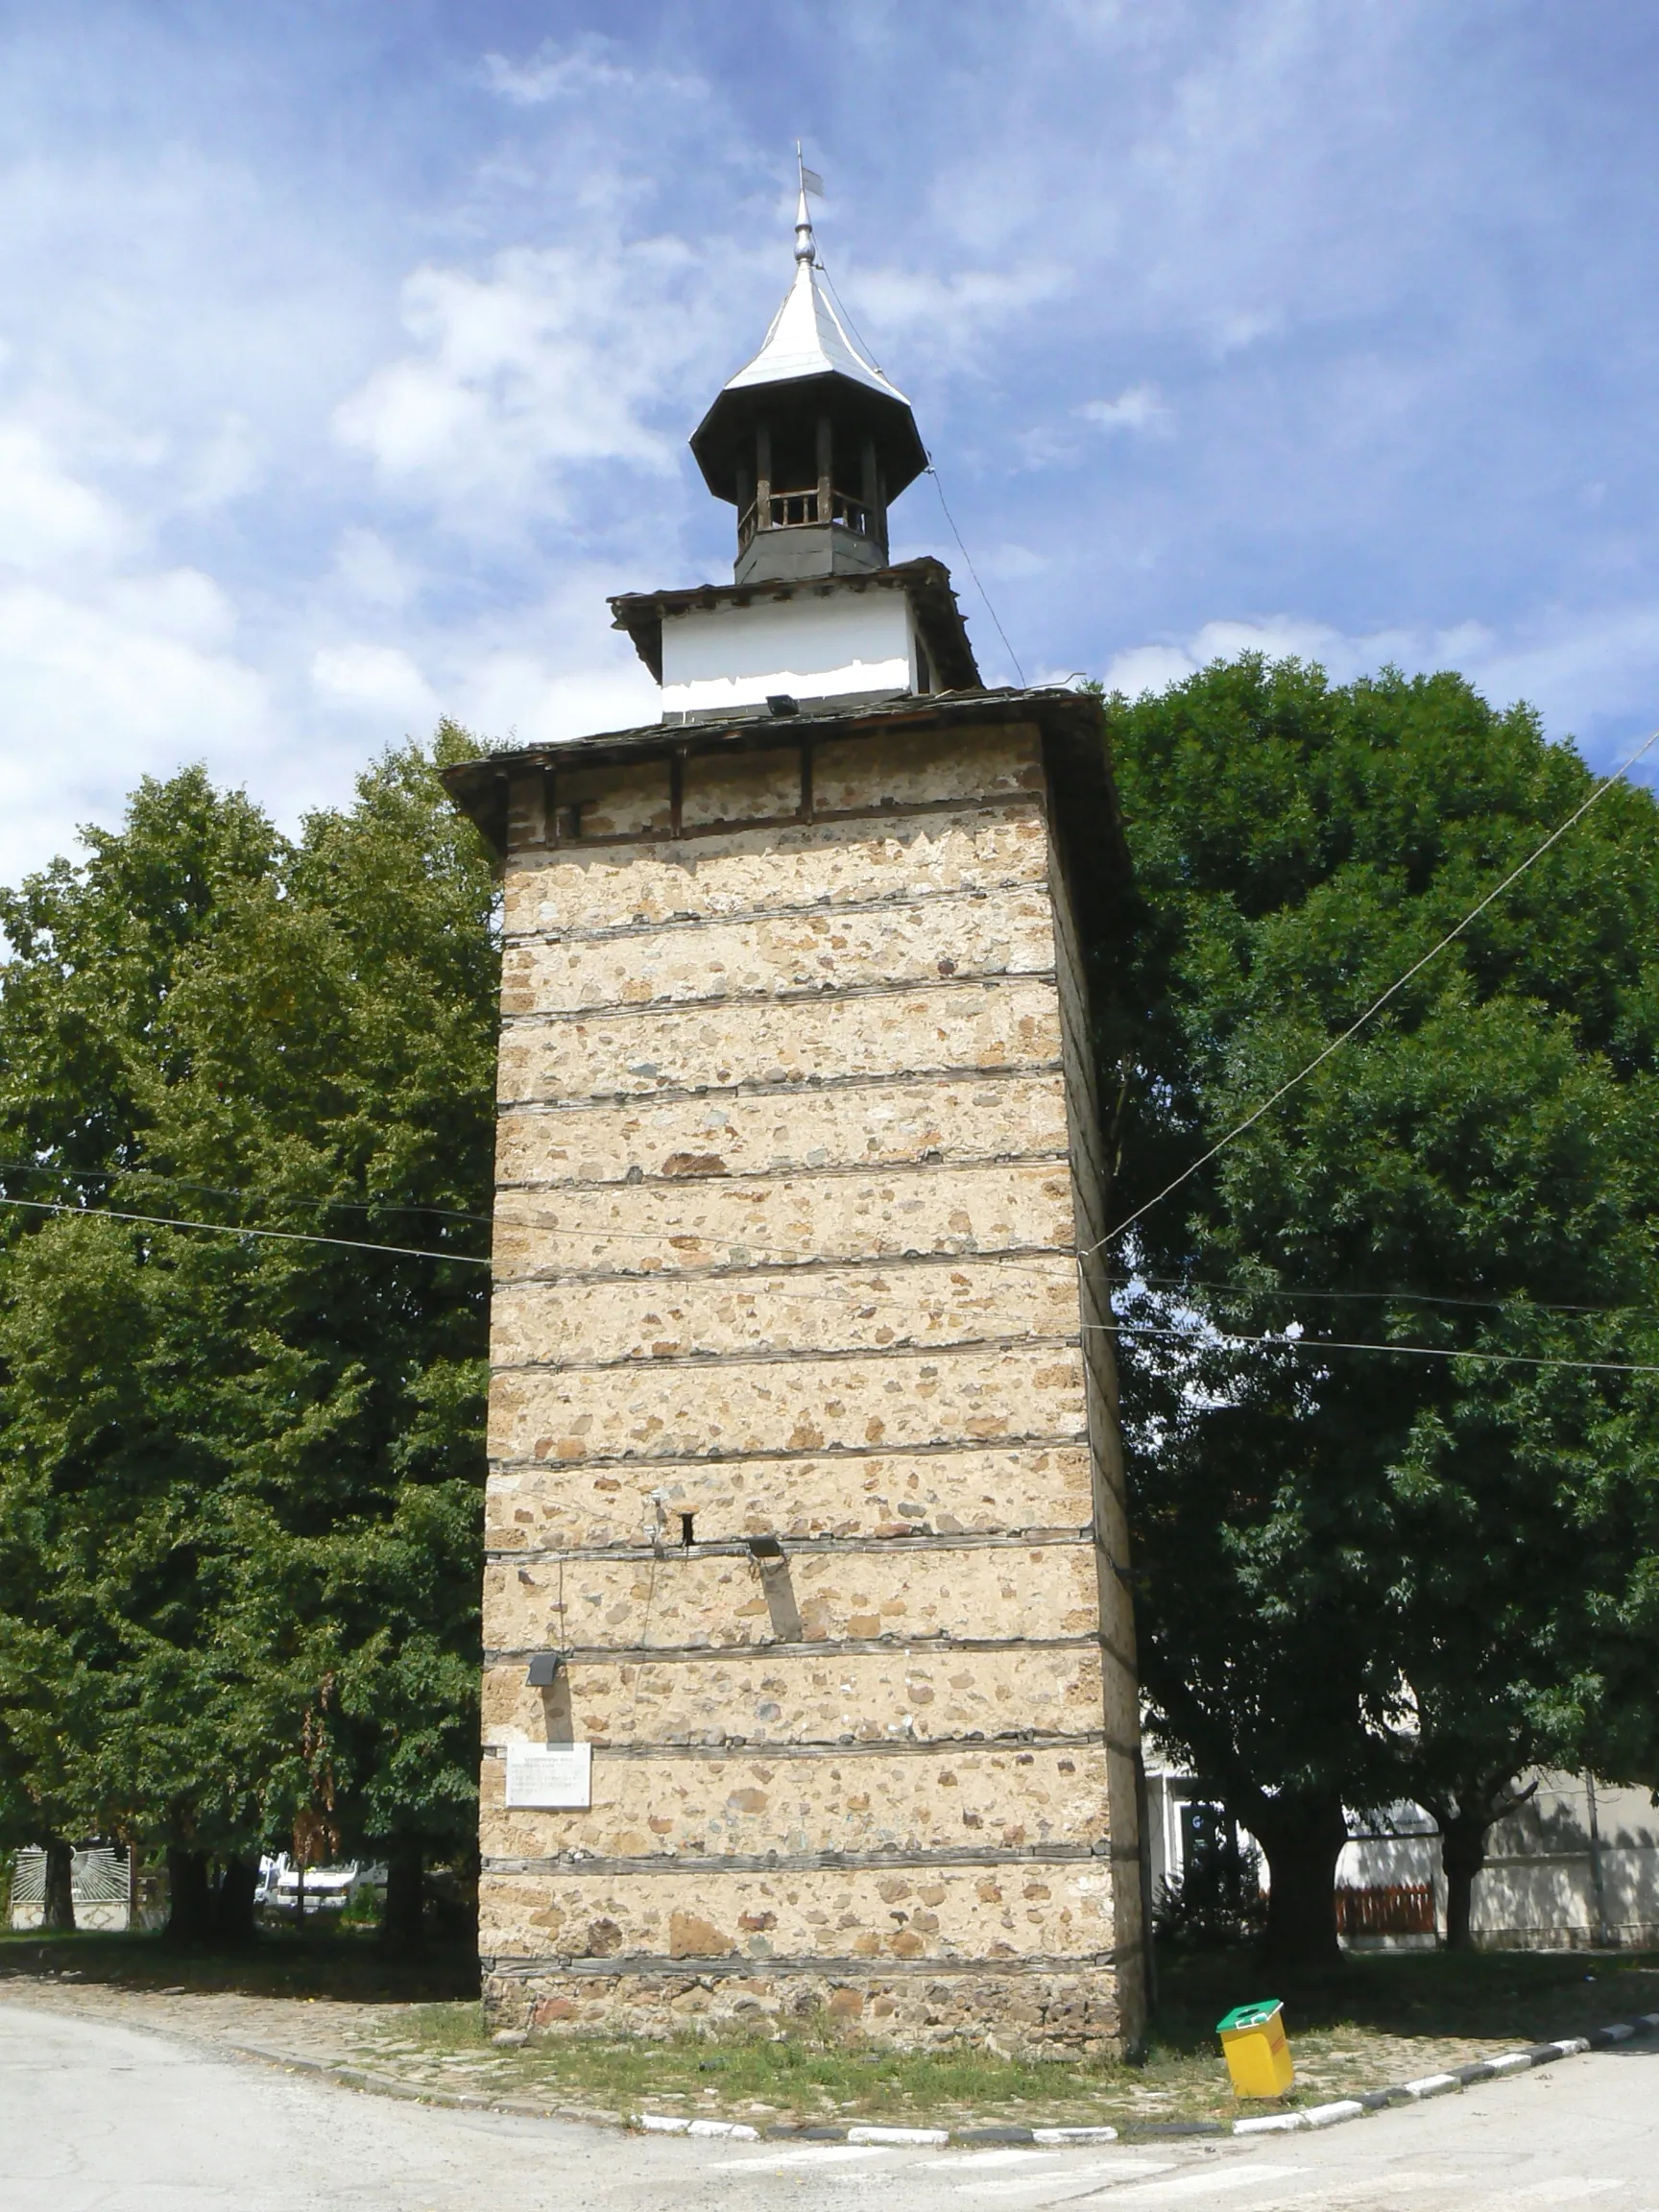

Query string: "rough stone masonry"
[443, 685, 1147, 2056]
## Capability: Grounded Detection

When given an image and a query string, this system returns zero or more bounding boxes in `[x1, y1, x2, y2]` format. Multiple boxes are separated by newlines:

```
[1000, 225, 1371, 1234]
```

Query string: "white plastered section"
[660, 589, 918, 719]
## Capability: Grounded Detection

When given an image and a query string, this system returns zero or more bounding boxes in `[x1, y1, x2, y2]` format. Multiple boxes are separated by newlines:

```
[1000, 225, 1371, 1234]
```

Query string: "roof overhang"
[689, 370, 928, 506]
[442, 685, 1133, 964]
[608, 556, 979, 693]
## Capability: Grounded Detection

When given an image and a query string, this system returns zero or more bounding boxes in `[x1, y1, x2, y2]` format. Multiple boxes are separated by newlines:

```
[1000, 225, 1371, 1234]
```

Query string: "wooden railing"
[738, 486, 874, 551]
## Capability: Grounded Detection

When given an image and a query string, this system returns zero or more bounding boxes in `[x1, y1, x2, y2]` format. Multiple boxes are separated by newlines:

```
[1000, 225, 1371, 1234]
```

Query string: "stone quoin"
[443, 160, 1148, 2056]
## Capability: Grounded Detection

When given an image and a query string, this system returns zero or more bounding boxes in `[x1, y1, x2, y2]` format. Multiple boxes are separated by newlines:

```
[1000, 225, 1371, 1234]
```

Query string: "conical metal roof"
[723, 191, 911, 406]
[689, 180, 927, 507]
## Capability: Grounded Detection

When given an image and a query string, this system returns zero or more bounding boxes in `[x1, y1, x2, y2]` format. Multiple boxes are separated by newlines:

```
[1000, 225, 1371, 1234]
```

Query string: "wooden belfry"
[444, 173, 1147, 2056]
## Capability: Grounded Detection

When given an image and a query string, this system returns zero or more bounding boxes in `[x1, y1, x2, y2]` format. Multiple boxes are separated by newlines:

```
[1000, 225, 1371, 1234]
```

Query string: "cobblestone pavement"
[3, 1989, 1658, 2211]
[0, 1970, 1564, 2132]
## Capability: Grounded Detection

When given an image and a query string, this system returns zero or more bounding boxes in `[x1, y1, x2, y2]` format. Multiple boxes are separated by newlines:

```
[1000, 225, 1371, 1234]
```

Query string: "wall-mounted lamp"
[746, 1534, 784, 1560]
[525, 1653, 565, 1688]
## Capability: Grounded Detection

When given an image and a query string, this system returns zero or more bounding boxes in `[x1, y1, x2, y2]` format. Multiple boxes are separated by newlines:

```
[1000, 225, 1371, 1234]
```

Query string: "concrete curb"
[215, 2004, 1659, 2150]
[629, 2007, 1659, 2147]
[1216, 2012, 1659, 2141]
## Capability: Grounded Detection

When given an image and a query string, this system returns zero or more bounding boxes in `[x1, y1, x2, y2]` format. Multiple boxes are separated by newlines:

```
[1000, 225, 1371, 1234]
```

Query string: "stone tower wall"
[475, 707, 1144, 2055]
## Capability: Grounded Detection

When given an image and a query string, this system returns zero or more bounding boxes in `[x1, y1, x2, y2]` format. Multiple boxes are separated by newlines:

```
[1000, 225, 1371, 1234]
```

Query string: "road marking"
[921, 2149, 1058, 2168]
[1072, 2166, 1295, 2202]
[712, 2144, 890, 2169]
[1507, 2184, 1624, 2202]
[956, 2160, 1178, 2199]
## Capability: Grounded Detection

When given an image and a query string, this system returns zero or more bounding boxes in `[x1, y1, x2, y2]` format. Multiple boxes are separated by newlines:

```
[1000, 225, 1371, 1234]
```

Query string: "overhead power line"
[925, 463, 1027, 687]
[0, 1193, 491, 1267]
[1093, 722, 1659, 1255]
[810, 255, 1028, 689]
[1113, 1320, 1659, 1379]
[1128, 1273, 1648, 1320]
[4, 1192, 1652, 1380]
[4, 1158, 1648, 1332]
[0, 1156, 492, 1228]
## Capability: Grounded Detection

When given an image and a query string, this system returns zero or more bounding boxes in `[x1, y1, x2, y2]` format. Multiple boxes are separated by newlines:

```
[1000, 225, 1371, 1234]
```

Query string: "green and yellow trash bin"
[1216, 1999, 1294, 2098]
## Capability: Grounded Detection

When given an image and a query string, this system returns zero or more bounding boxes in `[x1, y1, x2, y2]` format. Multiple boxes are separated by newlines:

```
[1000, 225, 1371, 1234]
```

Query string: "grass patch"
[9, 1929, 1655, 2128]
[351, 1945, 1659, 2128]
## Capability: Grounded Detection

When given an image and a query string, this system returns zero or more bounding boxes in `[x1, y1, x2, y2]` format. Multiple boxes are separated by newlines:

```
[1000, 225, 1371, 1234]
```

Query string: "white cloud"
[330, 528, 417, 609]
[0, 424, 129, 570]
[1101, 641, 1204, 696]
[450, 649, 660, 747]
[1459, 607, 1659, 737]
[840, 263, 1070, 370]
[102, 566, 238, 648]
[976, 542, 1050, 582]
[0, 576, 274, 884]
[177, 412, 261, 510]
[332, 238, 713, 517]
[1102, 615, 1421, 697]
[480, 34, 703, 108]
[1097, 608, 1659, 775]
[311, 642, 439, 724]
[1077, 383, 1171, 434]
[1019, 383, 1172, 469]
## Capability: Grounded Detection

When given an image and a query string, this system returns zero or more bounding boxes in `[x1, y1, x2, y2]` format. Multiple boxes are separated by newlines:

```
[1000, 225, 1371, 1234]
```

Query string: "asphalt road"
[2, 2001, 1656, 2212]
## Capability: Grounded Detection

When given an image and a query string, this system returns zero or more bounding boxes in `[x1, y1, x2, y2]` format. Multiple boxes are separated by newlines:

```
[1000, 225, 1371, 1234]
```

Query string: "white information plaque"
[505, 1742, 592, 1809]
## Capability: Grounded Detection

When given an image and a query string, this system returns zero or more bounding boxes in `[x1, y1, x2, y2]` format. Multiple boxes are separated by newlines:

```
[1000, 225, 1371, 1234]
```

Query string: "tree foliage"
[0, 727, 498, 1922]
[1103, 658, 1659, 1960]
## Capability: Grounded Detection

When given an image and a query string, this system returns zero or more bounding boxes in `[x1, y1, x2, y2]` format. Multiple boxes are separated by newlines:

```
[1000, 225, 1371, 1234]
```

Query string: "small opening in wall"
[680, 1512, 695, 1548]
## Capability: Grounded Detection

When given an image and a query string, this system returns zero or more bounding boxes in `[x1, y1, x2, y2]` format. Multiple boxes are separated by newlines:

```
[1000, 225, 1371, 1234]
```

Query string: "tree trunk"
[213, 1856, 258, 1944]
[1245, 1794, 1350, 1969]
[381, 1839, 425, 1951]
[163, 1846, 214, 1944]
[1423, 1778, 1531, 1951]
[41, 1839, 77, 1933]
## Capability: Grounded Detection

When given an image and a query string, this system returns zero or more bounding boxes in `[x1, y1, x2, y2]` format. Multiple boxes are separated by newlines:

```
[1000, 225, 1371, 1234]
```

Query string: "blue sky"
[3, 0, 1658, 881]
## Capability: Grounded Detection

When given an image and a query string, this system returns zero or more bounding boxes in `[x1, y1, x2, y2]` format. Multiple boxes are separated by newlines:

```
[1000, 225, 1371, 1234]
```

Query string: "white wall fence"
[1342, 1772, 1659, 1949]
[1147, 1767, 1659, 1950]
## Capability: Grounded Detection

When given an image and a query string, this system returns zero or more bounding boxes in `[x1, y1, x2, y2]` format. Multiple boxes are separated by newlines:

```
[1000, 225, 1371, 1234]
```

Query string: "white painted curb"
[637, 2112, 757, 2139]
[1220, 2006, 1659, 2138]
[1401, 2073, 1460, 2100]
[591, 2006, 1659, 2151]
[848, 2124, 950, 2146]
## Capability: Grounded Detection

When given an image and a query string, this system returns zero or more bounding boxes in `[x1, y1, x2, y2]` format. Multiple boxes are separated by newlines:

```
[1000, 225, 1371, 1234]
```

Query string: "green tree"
[0, 770, 282, 1926]
[1105, 658, 1659, 1963]
[0, 727, 499, 1939]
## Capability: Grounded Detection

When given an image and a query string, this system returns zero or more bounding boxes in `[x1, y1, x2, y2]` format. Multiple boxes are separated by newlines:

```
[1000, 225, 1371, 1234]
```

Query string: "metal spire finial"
[794, 142, 822, 264]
